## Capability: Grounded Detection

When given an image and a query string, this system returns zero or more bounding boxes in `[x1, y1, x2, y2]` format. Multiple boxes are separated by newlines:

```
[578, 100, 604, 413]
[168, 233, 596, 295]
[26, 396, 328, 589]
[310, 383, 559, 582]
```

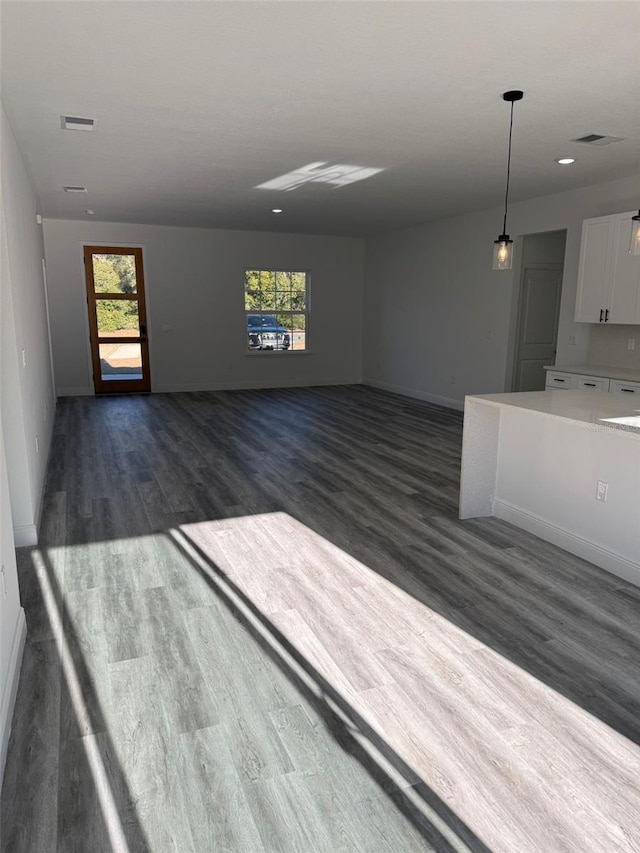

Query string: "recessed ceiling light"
[556, 158, 576, 165]
[272, 208, 283, 214]
[63, 185, 88, 193]
[85, 209, 95, 215]
[61, 115, 96, 131]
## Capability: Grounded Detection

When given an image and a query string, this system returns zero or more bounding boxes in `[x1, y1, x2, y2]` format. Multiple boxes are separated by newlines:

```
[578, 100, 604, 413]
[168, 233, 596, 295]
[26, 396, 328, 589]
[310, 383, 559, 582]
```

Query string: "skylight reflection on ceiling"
[256, 162, 384, 192]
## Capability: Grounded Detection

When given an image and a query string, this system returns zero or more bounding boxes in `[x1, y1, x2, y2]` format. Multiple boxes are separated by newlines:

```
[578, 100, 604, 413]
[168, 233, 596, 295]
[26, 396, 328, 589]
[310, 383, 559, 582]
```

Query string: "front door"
[83, 246, 151, 394]
[512, 264, 563, 392]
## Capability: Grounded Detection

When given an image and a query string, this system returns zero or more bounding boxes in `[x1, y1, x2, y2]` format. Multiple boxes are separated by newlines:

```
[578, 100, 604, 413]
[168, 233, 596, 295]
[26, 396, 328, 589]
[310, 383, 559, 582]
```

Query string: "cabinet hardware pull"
[605, 309, 609, 322]
[620, 388, 634, 393]
[553, 378, 565, 382]
[584, 383, 596, 387]
[599, 308, 604, 322]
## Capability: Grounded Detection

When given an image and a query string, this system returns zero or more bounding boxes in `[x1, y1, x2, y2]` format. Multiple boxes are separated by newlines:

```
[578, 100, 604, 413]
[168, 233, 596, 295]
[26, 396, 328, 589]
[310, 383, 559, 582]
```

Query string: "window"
[244, 269, 308, 352]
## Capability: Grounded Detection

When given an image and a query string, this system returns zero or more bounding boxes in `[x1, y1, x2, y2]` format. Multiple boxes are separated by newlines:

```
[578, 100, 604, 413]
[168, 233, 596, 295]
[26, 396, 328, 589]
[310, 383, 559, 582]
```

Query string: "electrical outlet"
[628, 338, 636, 351]
[450, 375, 456, 385]
[596, 480, 608, 502]
[568, 335, 576, 346]
[21, 348, 27, 368]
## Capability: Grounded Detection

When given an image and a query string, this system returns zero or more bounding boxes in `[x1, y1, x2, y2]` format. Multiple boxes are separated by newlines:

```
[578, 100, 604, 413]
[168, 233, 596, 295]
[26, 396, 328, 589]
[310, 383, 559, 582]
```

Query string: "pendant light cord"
[503, 100, 515, 235]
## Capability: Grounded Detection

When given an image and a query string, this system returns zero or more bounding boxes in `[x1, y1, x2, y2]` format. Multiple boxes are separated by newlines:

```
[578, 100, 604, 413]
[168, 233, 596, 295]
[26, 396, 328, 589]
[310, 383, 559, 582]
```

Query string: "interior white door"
[513, 265, 563, 392]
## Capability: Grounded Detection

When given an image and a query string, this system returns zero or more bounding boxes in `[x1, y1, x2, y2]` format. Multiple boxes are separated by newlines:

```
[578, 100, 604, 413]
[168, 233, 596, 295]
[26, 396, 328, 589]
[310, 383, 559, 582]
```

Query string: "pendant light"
[493, 90, 524, 270]
[630, 211, 640, 255]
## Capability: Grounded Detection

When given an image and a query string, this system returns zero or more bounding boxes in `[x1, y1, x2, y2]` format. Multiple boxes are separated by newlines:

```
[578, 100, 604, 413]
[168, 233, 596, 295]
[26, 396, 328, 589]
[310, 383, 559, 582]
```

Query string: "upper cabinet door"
[608, 212, 640, 323]
[574, 216, 614, 323]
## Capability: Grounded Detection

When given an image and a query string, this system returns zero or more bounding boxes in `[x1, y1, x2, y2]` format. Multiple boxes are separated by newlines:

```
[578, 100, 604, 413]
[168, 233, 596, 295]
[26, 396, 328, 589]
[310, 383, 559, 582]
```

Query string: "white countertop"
[544, 363, 640, 382]
[466, 389, 640, 437]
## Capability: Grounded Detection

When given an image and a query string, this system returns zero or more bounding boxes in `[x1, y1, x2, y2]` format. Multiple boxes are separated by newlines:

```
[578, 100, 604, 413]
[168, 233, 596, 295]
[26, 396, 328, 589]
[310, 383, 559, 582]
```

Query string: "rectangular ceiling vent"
[572, 133, 623, 146]
[61, 115, 96, 131]
[63, 186, 88, 193]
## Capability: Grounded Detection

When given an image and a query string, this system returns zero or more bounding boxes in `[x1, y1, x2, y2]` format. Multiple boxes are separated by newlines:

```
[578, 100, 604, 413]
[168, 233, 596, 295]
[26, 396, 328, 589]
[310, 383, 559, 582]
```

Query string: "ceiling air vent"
[572, 133, 623, 145]
[61, 115, 96, 131]
[63, 186, 88, 193]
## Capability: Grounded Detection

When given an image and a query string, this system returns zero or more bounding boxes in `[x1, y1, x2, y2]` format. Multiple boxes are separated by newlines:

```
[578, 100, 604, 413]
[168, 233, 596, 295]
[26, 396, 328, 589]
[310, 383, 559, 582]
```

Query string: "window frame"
[243, 268, 310, 355]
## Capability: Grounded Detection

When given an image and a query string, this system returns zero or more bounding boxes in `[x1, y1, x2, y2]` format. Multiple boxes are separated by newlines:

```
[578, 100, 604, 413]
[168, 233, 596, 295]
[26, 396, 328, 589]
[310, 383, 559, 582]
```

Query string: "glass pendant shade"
[492, 235, 514, 270]
[630, 212, 640, 255]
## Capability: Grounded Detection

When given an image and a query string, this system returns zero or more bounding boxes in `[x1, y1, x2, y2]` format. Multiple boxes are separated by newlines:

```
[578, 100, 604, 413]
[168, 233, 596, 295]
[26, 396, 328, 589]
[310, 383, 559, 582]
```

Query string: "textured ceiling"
[2, 1, 639, 237]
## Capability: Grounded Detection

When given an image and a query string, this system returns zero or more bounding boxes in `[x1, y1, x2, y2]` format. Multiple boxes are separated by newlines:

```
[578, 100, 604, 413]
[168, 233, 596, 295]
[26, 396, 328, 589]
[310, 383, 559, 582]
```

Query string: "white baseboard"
[13, 524, 38, 547]
[57, 386, 93, 397]
[152, 377, 361, 393]
[363, 378, 464, 412]
[59, 379, 363, 396]
[494, 498, 640, 588]
[0, 608, 26, 779]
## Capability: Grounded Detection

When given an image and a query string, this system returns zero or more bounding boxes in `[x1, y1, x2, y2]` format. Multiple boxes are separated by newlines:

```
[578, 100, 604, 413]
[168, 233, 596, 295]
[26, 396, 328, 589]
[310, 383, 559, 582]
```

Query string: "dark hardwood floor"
[2, 385, 639, 852]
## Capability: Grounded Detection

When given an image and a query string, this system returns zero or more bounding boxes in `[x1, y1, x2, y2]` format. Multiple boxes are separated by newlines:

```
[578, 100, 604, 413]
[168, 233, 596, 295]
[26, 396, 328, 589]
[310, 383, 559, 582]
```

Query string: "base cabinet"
[545, 370, 640, 395]
[610, 379, 640, 396]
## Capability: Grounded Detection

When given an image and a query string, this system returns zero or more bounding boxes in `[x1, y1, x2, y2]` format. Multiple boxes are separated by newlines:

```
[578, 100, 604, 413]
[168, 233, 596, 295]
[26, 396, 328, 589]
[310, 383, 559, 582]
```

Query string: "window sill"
[244, 350, 312, 357]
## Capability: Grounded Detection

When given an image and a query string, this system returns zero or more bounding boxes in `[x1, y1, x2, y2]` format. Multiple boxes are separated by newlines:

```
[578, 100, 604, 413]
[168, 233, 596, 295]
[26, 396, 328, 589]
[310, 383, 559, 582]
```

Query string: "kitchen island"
[460, 390, 640, 587]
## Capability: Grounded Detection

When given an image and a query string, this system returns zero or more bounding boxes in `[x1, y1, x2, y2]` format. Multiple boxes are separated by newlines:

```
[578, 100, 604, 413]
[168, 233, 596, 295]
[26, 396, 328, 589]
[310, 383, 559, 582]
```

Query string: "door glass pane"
[99, 342, 143, 381]
[96, 300, 140, 337]
[92, 254, 137, 293]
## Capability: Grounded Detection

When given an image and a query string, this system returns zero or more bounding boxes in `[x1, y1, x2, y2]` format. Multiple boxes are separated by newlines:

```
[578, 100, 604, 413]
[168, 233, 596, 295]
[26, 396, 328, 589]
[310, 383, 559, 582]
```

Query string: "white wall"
[0, 419, 25, 778]
[1, 101, 54, 774]
[520, 230, 567, 265]
[589, 324, 640, 371]
[42, 219, 365, 395]
[363, 175, 638, 409]
[1, 104, 55, 543]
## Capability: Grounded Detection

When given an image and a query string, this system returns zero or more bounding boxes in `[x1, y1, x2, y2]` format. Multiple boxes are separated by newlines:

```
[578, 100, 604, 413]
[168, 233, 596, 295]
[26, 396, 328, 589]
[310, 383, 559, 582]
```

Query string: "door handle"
[599, 308, 604, 322]
[604, 309, 609, 322]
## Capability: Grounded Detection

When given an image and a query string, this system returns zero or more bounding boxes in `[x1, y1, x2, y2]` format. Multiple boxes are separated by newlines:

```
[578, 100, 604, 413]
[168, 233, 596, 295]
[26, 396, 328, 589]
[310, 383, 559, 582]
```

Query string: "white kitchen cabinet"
[545, 370, 610, 391]
[545, 370, 579, 389]
[574, 211, 640, 324]
[609, 379, 640, 396]
[576, 375, 610, 392]
[544, 366, 640, 395]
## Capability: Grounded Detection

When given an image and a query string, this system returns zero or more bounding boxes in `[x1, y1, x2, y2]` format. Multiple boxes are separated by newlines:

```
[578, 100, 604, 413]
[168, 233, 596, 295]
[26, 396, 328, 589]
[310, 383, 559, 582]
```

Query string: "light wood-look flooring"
[2, 385, 639, 852]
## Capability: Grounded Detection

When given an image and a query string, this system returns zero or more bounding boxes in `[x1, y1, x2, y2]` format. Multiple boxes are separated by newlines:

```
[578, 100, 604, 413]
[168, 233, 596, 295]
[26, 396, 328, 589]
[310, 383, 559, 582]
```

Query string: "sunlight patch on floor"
[31, 548, 136, 853]
[37, 512, 640, 852]
[179, 512, 640, 852]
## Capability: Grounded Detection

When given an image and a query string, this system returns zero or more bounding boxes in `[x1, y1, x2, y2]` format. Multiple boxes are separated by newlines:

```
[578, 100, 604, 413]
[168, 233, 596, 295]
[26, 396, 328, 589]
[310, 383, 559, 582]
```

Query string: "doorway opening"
[83, 246, 151, 394]
[509, 230, 567, 392]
